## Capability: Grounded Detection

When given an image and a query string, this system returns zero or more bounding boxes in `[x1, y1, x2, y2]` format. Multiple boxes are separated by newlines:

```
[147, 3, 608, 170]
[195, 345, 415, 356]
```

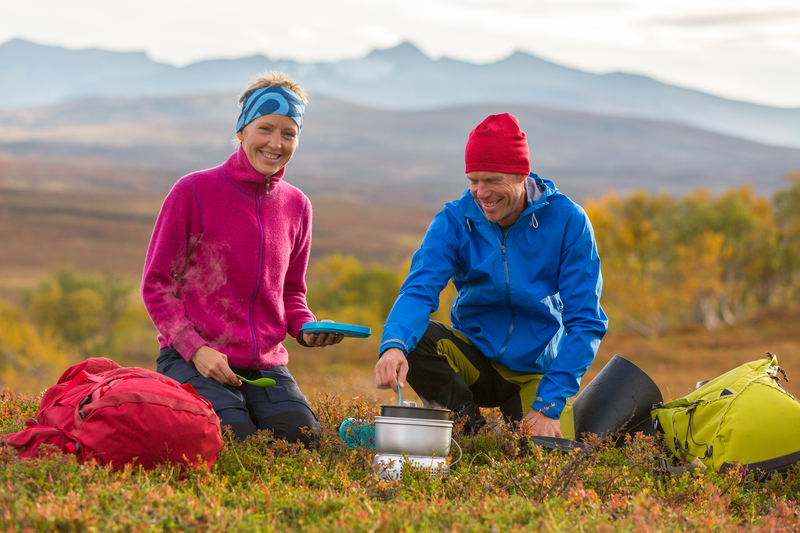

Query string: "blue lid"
[300, 321, 371, 338]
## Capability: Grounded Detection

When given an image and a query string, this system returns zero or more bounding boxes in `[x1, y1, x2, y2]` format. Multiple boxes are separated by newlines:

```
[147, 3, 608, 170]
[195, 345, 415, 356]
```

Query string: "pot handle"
[449, 440, 463, 467]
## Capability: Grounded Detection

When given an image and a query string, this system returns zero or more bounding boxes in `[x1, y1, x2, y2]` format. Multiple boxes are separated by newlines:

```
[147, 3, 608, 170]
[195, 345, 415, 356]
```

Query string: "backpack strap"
[720, 450, 800, 479]
[674, 402, 713, 461]
[48, 369, 91, 405]
[2, 421, 84, 459]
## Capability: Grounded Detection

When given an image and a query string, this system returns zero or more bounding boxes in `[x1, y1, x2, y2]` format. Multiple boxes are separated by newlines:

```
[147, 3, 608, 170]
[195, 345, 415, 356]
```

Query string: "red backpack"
[2, 358, 223, 470]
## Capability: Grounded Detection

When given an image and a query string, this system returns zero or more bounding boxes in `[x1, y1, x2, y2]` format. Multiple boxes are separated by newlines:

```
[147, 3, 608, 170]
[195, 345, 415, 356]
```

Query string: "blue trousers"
[157, 347, 319, 445]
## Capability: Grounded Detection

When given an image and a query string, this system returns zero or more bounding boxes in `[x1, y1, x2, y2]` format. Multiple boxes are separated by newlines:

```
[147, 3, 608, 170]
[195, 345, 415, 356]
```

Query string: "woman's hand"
[302, 331, 344, 347]
[190, 346, 241, 387]
[301, 318, 345, 348]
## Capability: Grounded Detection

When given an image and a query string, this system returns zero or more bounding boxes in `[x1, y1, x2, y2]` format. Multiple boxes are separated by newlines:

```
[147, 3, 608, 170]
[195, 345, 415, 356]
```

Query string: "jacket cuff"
[531, 398, 564, 420]
[379, 340, 407, 358]
[172, 328, 208, 363]
[288, 315, 317, 340]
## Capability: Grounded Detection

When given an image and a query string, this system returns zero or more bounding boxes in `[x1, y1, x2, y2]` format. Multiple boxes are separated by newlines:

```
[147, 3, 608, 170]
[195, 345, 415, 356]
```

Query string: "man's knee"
[408, 320, 450, 357]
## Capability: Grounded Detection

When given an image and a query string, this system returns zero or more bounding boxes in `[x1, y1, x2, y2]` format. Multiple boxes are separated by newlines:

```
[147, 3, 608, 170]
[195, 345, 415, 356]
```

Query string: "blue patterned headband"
[236, 86, 305, 134]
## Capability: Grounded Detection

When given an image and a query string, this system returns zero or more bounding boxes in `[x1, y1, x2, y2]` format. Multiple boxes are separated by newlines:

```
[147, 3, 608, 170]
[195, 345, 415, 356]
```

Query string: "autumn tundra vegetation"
[2, 173, 800, 530]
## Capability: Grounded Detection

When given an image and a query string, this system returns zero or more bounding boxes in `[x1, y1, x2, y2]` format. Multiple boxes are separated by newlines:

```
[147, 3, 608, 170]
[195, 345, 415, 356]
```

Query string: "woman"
[142, 71, 341, 444]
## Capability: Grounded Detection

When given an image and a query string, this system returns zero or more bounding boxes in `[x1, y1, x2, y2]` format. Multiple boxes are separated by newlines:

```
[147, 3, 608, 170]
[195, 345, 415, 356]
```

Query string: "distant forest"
[3, 171, 800, 394]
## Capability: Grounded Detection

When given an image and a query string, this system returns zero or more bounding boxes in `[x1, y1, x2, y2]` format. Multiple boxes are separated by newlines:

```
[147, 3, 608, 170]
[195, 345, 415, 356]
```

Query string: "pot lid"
[375, 416, 453, 427]
[380, 404, 451, 421]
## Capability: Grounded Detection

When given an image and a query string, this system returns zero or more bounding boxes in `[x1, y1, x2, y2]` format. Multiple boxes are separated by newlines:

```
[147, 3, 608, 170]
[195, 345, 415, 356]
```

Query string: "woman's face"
[236, 114, 299, 176]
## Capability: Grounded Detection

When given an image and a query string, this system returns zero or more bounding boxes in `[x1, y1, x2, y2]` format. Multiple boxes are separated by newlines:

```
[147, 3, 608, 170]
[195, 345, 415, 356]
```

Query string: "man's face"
[467, 171, 528, 226]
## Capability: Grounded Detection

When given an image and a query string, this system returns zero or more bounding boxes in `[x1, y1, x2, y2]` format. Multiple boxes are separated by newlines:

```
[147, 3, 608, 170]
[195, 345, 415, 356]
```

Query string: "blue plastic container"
[339, 418, 375, 449]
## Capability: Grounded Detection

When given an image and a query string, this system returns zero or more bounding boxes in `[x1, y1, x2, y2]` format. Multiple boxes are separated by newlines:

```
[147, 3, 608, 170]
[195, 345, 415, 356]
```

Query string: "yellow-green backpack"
[650, 353, 800, 475]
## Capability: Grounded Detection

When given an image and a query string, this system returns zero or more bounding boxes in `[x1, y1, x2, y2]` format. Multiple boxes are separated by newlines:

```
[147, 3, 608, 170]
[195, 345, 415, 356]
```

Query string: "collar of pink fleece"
[223, 145, 288, 186]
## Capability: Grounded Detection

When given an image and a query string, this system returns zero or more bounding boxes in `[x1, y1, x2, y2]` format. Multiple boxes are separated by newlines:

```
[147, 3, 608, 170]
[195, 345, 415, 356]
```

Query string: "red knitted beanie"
[464, 113, 530, 175]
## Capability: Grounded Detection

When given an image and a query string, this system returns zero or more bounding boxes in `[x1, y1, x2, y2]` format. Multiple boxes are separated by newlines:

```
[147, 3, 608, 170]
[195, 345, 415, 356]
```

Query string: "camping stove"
[370, 401, 458, 480]
[372, 453, 450, 480]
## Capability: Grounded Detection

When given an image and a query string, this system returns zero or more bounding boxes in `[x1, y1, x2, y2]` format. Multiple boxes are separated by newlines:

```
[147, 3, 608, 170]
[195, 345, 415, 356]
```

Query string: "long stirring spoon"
[397, 379, 402, 405]
[234, 373, 276, 387]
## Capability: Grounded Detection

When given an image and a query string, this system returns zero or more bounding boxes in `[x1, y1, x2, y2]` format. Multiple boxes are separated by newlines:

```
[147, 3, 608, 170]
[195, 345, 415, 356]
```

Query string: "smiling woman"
[232, 74, 306, 184]
[140, 71, 345, 446]
[237, 114, 299, 177]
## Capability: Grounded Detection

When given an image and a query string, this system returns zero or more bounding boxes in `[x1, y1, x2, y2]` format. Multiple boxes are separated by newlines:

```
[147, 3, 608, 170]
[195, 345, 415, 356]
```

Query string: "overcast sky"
[3, 0, 800, 108]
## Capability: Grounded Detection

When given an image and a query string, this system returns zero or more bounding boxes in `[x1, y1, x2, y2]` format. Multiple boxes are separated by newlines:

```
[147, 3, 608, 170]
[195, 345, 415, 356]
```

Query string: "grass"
[2, 391, 800, 532]
[4, 314, 800, 531]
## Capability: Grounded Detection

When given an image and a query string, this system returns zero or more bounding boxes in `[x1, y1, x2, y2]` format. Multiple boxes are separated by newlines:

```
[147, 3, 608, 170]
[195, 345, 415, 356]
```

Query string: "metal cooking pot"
[374, 416, 453, 456]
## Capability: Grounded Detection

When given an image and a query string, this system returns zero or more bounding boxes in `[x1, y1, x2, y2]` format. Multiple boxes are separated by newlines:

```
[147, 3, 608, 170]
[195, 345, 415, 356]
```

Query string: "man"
[374, 113, 608, 437]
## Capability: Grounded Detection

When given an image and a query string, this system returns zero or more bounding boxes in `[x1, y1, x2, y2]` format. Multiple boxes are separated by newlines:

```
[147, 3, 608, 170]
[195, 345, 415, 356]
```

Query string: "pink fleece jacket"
[141, 146, 316, 369]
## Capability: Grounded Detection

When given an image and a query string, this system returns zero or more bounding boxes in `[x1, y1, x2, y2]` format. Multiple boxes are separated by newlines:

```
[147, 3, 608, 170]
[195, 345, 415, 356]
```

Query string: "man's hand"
[190, 345, 241, 387]
[521, 408, 563, 438]
[374, 348, 408, 393]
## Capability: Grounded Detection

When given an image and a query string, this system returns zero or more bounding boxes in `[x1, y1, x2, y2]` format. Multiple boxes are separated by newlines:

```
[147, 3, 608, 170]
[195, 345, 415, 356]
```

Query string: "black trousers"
[405, 321, 545, 431]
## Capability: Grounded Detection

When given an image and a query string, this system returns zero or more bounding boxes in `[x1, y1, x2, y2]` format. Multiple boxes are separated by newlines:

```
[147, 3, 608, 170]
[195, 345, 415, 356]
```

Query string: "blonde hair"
[238, 71, 308, 106]
[234, 71, 308, 146]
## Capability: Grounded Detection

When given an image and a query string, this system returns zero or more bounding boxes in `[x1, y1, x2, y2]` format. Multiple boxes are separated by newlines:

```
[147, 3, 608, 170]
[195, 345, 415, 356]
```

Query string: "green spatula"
[234, 374, 275, 387]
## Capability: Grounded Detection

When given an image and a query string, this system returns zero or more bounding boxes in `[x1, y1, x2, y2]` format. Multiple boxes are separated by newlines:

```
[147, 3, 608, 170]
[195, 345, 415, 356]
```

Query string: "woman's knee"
[258, 410, 320, 447]
[223, 421, 258, 442]
[217, 407, 258, 441]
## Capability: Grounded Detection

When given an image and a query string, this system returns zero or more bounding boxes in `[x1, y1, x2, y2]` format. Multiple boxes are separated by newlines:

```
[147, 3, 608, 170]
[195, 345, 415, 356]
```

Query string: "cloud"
[653, 11, 800, 27]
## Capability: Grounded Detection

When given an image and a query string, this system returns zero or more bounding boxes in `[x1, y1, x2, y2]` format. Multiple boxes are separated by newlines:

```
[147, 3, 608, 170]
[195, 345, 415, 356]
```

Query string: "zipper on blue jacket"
[492, 228, 514, 362]
[248, 182, 265, 367]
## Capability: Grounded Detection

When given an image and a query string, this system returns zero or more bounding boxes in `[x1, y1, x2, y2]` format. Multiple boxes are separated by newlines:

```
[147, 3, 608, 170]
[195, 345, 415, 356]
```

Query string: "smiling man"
[374, 113, 608, 438]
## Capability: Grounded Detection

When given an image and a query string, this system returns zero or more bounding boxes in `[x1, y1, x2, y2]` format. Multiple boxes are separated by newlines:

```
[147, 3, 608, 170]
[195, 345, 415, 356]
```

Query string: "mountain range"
[1, 38, 798, 150]
[2, 94, 800, 208]
[1, 38, 800, 209]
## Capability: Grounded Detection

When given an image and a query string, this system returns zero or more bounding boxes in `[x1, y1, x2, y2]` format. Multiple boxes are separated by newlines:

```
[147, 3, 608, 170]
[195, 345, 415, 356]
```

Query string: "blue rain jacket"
[380, 175, 608, 418]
